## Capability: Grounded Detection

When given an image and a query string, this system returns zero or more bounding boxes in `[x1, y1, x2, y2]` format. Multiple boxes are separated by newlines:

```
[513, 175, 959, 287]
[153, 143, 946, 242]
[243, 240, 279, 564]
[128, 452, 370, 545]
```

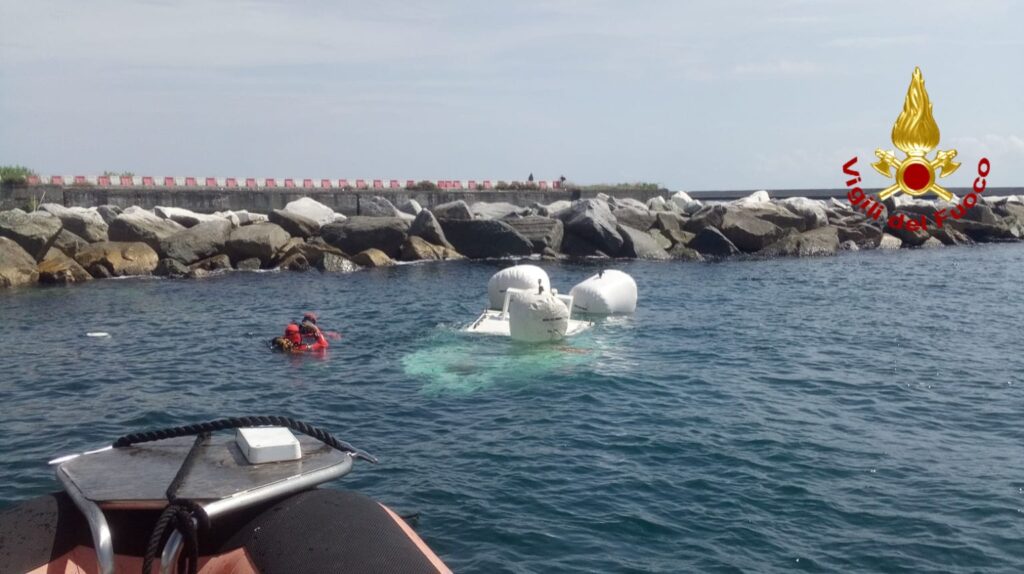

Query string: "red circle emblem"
[902, 163, 930, 191]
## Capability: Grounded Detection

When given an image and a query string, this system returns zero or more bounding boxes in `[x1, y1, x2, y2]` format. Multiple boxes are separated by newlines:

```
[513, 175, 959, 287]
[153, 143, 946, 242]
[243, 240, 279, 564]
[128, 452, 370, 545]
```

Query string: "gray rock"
[536, 200, 571, 218]
[398, 199, 423, 216]
[432, 200, 473, 220]
[667, 244, 704, 261]
[885, 212, 931, 246]
[96, 205, 122, 225]
[779, 198, 829, 230]
[504, 216, 564, 253]
[235, 258, 262, 271]
[612, 206, 656, 231]
[928, 225, 972, 246]
[661, 229, 696, 247]
[190, 254, 232, 272]
[0, 237, 40, 287]
[154, 206, 222, 228]
[321, 252, 360, 273]
[361, 196, 402, 217]
[649, 229, 672, 250]
[0, 210, 63, 260]
[52, 229, 89, 258]
[654, 212, 686, 231]
[154, 258, 190, 278]
[224, 223, 292, 263]
[919, 237, 944, 249]
[74, 241, 159, 276]
[689, 227, 740, 258]
[284, 197, 337, 226]
[470, 202, 528, 220]
[160, 220, 232, 264]
[719, 210, 786, 252]
[837, 223, 883, 248]
[683, 205, 726, 233]
[948, 218, 1020, 242]
[760, 226, 840, 257]
[269, 209, 320, 238]
[277, 253, 311, 272]
[38, 248, 92, 284]
[352, 248, 394, 267]
[878, 233, 902, 249]
[840, 240, 859, 251]
[617, 225, 670, 259]
[399, 236, 464, 261]
[321, 217, 410, 259]
[743, 204, 808, 232]
[560, 232, 608, 258]
[994, 201, 1024, 219]
[560, 199, 624, 255]
[963, 200, 999, 224]
[437, 219, 533, 259]
[409, 210, 452, 249]
[39, 204, 109, 242]
[109, 210, 185, 253]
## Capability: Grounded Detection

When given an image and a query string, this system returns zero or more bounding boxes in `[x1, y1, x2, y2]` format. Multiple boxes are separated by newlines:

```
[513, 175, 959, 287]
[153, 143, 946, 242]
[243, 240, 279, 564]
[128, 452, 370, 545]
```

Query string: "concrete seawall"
[0, 185, 666, 214]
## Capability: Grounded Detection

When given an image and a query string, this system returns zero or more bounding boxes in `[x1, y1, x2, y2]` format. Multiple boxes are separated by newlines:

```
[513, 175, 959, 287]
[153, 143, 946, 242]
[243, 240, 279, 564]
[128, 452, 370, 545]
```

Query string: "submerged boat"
[464, 265, 592, 342]
[0, 416, 451, 574]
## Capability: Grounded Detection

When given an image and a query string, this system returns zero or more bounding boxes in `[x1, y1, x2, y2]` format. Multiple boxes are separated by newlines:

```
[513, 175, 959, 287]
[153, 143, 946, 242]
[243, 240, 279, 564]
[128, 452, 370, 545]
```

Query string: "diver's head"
[302, 312, 318, 325]
[285, 323, 302, 344]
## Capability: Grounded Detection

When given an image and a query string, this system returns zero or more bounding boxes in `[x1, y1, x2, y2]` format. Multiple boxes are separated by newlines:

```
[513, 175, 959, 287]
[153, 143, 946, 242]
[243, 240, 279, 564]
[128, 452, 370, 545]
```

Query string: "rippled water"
[2, 246, 1023, 573]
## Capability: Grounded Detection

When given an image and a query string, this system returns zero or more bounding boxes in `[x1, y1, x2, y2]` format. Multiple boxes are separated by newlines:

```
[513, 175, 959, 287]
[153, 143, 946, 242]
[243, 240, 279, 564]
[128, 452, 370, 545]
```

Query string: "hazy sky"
[1, 0, 1021, 190]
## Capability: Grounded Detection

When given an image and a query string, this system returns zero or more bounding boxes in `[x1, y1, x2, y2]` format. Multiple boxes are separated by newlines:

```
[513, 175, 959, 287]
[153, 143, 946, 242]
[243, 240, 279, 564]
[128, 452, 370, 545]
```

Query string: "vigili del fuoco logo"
[842, 67, 990, 232]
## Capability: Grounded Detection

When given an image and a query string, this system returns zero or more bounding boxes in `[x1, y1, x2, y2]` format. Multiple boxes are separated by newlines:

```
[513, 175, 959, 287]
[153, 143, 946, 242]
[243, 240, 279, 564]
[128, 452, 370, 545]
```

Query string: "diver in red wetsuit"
[272, 322, 328, 353]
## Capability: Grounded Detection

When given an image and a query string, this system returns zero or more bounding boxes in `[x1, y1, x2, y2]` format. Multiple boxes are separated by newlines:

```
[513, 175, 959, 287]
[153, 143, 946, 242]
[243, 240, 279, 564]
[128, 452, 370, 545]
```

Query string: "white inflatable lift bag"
[569, 270, 638, 314]
[507, 290, 570, 342]
[487, 265, 550, 310]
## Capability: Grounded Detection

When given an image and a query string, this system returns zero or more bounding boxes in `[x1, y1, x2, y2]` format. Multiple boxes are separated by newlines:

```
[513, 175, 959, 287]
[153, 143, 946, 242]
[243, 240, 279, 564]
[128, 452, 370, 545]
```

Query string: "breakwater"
[3, 188, 1024, 290]
[0, 184, 664, 214]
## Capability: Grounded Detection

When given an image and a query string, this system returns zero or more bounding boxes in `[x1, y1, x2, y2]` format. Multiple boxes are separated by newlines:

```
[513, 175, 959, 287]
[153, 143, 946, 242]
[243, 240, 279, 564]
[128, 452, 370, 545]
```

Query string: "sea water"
[1, 246, 1022, 572]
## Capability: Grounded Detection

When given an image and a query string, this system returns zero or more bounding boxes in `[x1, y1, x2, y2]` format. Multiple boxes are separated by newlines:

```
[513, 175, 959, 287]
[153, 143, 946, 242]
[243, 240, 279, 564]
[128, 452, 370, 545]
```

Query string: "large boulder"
[760, 226, 840, 257]
[743, 204, 808, 232]
[928, 225, 972, 246]
[321, 217, 409, 258]
[948, 218, 1020, 242]
[361, 196, 402, 217]
[0, 237, 39, 287]
[837, 223, 883, 248]
[780, 197, 829, 230]
[617, 225, 670, 259]
[719, 210, 786, 252]
[438, 219, 533, 259]
[0, 210, 63, 260]
[732, 189, 770, 206]
[661, 229, 696, 248]
[560, 232, 608, 258]
[269, 209, 320, 238]
[74, 241, 159, 276]
[683, 204, 727, 233]
[399, 236, 464, 261]
[398, 198, 423, 216]
[612, 206, 656, 231]
[470, 202, 529, 220]
[224, 223, 291, 264]
[37, 248, 92, 284]
[154, 206, 223, 228]
[667, 244, 704, 261]
[689, 227, 740, 257]
[669, 191, 703, 214]
[96, 205, 122, 225]
[160, 220, 232, 264]
[878, 233, 902, 249]
[536, 200, 571, 218]
[52, 229, 89, 258]
[559, 199, 624, 255]
[352, 248, 394, 268]
[504, 216, 564, 253]
[408, 210, 452, 249]
[39, 204, 109, 242]
[154, 258, 190, 278]
[432, 200, 473, 220]
[284, 197, 337, 226]
[654, 212, 686, 232]
[321, 252, 360, 273]
[885, 212, 931, 246]
[280, 239, 351, 271]
[108, 210, 185, 253]
[189, 254, 232, 273]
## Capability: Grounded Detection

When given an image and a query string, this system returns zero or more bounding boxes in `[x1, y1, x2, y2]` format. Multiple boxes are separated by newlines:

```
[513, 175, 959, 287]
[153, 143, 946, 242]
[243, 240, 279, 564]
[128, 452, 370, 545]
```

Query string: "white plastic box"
[235, 427, 302, 464]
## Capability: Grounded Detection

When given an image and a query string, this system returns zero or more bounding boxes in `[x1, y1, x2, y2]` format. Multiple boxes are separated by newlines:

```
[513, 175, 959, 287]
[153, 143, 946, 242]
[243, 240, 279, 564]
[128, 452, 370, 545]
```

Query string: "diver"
[271, 322, 328, 353]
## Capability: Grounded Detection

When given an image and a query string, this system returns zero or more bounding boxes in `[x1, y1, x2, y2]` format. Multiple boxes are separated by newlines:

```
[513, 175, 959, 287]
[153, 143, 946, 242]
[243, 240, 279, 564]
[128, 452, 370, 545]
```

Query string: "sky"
[1, 0, 1022, 190]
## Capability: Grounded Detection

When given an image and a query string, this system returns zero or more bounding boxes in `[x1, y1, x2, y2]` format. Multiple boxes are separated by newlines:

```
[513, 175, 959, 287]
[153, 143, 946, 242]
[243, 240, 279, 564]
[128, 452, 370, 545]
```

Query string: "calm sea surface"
[1, 246, 1023, 573]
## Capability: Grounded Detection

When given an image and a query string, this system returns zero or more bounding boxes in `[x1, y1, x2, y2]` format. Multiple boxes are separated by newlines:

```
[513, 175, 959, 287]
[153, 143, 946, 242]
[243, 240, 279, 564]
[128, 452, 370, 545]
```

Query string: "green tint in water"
[402, 329, 597, 394]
